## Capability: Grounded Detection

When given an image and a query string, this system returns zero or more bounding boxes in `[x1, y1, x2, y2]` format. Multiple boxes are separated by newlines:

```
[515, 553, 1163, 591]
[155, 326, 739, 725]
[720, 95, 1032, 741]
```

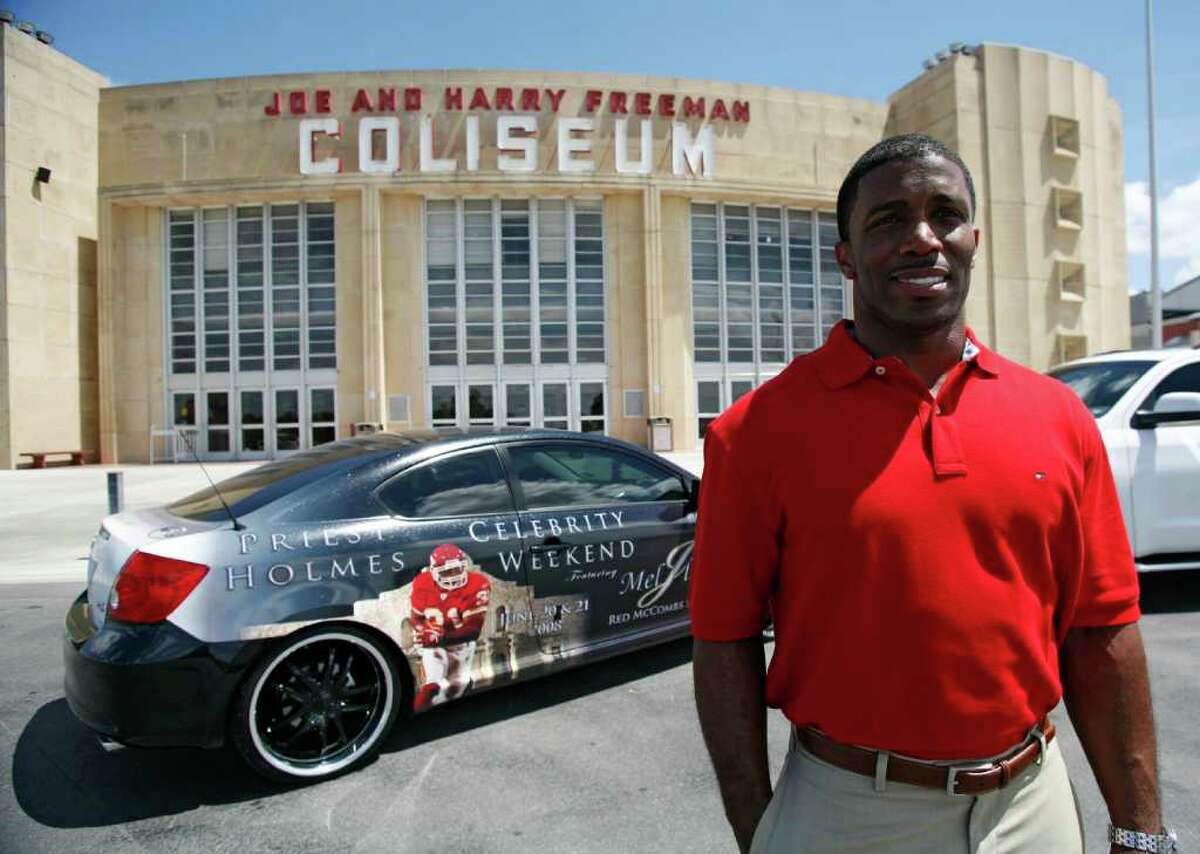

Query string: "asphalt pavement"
[0, 458, 1196, 853]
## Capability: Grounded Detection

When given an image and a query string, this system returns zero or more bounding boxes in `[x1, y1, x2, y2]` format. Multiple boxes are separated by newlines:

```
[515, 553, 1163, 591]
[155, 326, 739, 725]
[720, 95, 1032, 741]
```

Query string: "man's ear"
[835, 241, 856, 280]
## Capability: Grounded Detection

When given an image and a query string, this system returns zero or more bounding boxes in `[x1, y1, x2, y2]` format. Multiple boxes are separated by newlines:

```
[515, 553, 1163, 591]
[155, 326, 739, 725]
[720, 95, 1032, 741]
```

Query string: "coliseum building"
[0, 29, 1130, 466]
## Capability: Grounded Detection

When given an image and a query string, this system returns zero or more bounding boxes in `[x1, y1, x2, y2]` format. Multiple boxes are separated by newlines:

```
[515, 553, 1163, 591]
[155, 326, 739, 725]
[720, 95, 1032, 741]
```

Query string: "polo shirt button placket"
[874, 365, 886, 376]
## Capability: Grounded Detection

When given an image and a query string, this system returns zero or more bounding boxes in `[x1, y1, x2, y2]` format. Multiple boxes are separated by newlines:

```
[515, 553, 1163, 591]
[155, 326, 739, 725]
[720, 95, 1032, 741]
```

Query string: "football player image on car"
[409, 544, 493, 710]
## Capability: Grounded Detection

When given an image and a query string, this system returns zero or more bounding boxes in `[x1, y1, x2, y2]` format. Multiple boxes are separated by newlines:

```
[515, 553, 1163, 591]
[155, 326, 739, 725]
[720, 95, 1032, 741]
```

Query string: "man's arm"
[1060, 622, 1162, 844]
[693, 637, 773, 854]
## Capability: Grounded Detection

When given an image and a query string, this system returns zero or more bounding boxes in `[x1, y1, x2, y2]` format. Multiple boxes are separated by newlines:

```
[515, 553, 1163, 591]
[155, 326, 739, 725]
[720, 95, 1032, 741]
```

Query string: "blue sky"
[25, 0, 1200, 293]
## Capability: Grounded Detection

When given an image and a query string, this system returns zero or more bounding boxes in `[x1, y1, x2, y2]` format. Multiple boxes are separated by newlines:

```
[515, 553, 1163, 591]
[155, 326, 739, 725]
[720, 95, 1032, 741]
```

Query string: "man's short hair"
[835, 134, 977, 241]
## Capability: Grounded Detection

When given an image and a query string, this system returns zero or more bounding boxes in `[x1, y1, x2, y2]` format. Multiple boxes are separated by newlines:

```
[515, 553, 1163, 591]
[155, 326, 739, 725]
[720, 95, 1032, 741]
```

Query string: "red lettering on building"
[634, 92, 652, 116]
[609, 92, 628, 114]
[545, 89, 566, 111]
[314, 89, 332, 113]
[710, 99, 730, 121]
[494, 87, 514, 110]
[444, 87, 463, 110]
[682, 96, 705, 119]
[469, 88, 491, 110]
[377, 88, 397, 112]
[732, 100, 750, 122]
[520, 88, 541, 111]
[658, 94, 676, 117]
[351, 89, 374, 112]
[289, 90, 309, 115]
[584, 89, 603, 113]
[264, 92, 281, 116]
[404, 87, 422, 111]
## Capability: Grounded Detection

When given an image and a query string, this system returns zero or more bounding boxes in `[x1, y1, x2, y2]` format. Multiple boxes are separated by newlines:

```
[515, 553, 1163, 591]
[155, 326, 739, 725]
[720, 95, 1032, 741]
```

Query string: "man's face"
[835, 154, 979, 337]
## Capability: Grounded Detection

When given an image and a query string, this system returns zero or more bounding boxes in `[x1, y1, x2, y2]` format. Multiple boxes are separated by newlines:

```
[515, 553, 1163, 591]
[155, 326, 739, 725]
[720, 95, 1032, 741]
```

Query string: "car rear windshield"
[1048, 360, 1157, 417]
[167, 441, 388, 522]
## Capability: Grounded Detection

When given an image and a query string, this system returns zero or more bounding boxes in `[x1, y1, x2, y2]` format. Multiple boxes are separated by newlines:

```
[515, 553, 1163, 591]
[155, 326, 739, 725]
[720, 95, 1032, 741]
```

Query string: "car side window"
[508, 444, 687, 510]
[377, 450, 514, 518]
[1140, 363, 1200, 412]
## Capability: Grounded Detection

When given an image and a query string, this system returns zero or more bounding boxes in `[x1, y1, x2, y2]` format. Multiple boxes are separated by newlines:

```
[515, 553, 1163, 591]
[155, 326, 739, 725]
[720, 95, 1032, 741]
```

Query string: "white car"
[1049, 348, 1200, 572]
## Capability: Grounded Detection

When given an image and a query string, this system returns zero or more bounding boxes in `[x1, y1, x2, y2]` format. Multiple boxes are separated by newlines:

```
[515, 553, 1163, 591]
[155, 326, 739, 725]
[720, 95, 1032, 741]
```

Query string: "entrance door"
[238, 390, 268, 460]
[273, 388, 302, 455]
[204, 391, 234, 460]
[541, 382, 569, 430]
[504, 383, 533, 428]
[468, 383, 496, 427]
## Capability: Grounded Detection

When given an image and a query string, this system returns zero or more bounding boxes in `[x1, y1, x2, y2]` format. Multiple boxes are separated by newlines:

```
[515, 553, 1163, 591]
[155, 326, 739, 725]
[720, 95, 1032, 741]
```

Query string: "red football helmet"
[428, 543, 472, 591]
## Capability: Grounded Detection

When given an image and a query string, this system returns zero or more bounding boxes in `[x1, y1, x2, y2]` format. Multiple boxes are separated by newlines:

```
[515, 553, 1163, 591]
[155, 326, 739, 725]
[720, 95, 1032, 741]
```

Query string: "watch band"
[1108, 824, 1178, 853]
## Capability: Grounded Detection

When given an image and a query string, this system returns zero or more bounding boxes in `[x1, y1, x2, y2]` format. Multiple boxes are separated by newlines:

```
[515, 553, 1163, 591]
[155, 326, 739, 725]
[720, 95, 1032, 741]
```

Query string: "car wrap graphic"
[233, 515, 693, 713]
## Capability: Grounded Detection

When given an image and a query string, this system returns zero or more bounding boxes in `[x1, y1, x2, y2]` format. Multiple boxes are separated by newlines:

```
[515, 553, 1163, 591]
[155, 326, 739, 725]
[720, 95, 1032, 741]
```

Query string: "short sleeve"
[1070, 412, 1141, 627]
[688, 408, 783, 640]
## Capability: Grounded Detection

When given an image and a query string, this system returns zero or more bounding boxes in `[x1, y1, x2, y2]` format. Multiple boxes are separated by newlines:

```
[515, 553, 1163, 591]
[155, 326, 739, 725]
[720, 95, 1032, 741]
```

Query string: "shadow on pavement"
[1138, 570, 1200, 614]
[12, 636, 694, 828]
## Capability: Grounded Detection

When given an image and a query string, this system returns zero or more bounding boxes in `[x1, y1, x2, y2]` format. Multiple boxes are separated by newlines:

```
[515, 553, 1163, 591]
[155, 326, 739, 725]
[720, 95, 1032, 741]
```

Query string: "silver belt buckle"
[945, 760, 995, 796]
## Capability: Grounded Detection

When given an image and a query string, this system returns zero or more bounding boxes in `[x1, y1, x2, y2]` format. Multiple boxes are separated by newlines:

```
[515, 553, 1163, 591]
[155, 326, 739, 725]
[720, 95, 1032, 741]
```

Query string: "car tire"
[230, 624, 404, 784]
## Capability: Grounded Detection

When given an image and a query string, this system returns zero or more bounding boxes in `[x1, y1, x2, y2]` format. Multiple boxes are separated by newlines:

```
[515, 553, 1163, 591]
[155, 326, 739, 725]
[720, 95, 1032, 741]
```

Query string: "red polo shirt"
[689, 321, 1140, 759]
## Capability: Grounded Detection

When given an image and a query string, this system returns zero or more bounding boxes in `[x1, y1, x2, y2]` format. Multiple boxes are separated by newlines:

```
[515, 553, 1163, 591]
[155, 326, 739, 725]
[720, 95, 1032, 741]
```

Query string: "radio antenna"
[181, 429, 243, 530]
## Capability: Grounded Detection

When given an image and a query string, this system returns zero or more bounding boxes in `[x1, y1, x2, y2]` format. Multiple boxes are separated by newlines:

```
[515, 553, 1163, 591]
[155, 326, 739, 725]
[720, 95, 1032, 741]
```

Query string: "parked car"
[64, 430, 698, 783]
[1048, 347, 1200, 572]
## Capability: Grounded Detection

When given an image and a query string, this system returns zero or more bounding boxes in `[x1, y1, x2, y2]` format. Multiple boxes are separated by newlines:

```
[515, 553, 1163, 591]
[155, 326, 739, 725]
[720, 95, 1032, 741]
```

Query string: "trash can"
[647, 416, 673, 452]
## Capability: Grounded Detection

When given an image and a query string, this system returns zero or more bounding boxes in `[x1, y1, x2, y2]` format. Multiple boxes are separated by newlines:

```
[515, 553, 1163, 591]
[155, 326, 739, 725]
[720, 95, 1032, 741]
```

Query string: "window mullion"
[567, 197, 577, 365]
[298, 204, 309, 444]
[749, 204, 761, 378]
[811, 211, 822, 345]
[530, 198, 542, 369]
[782, 208, 792, 361]
[716, 203, 727, 386]
[456, 198, 467, 374]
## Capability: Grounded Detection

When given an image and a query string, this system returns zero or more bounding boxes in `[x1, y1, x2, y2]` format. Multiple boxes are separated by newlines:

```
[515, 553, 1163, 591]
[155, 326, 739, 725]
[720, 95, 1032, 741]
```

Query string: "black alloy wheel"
[231, 625, 403, 783]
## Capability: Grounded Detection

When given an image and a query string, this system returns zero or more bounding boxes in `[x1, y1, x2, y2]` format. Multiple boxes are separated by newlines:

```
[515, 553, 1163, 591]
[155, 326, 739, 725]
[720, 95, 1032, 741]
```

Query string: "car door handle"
[529, 537, 566, 554]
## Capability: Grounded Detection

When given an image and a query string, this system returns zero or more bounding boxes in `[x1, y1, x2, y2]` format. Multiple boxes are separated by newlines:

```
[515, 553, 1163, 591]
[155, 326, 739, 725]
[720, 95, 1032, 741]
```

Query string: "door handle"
[529, 537, 566, 554]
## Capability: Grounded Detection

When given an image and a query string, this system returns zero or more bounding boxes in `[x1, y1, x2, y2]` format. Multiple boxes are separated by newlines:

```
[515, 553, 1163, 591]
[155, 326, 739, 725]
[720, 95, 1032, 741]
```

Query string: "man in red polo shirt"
[690, 135, 1170, 853]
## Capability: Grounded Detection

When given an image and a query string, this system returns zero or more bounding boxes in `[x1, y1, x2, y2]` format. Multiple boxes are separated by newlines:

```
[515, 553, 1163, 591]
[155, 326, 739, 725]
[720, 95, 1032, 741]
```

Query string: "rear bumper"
[63, 591, 259, 749]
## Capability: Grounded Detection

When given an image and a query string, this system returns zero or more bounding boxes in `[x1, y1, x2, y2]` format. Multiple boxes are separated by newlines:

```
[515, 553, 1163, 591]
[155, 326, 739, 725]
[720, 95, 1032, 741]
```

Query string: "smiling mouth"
[891, 268, 950, 291]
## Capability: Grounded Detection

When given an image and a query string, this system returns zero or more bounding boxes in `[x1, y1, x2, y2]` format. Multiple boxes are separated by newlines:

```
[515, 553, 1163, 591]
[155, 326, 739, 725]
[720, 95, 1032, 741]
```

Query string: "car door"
[373, 447, 538, 695]
[503, 441, 693, 657]
[1129, 361, 1200, 562]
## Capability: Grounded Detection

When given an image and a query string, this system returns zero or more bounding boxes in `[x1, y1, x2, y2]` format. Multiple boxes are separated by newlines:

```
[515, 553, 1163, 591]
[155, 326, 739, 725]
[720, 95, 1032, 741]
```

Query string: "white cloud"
[1126, 176, 1200, 287]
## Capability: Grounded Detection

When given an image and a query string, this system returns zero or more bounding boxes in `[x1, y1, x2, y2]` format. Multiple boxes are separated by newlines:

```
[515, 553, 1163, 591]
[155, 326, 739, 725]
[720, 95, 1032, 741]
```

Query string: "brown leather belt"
[795, 717, 1055, 796]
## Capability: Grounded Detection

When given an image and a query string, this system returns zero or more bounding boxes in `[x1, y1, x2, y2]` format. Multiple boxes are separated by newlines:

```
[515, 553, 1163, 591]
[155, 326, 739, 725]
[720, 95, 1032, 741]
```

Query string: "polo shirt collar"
[816, 320, 999, 390]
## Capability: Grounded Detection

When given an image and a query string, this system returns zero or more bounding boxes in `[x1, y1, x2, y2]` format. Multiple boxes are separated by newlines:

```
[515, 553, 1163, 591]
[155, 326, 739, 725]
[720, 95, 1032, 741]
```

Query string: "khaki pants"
[749, 733, 1083, 854]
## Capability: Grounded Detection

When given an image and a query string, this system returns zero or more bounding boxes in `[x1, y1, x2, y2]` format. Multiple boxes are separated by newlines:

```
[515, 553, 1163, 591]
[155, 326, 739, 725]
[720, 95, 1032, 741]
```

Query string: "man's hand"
[693, 637, 774, 854]
[1060, 622, 1163, 841]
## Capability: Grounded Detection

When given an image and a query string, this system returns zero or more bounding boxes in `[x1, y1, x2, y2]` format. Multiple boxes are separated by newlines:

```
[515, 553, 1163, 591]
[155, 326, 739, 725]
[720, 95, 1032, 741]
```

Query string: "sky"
[23, 0, 1200, 294]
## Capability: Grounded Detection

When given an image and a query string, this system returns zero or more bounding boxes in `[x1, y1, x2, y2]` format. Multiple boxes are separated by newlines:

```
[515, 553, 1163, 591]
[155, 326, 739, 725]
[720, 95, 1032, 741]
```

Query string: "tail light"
[108, 551, 209, 624]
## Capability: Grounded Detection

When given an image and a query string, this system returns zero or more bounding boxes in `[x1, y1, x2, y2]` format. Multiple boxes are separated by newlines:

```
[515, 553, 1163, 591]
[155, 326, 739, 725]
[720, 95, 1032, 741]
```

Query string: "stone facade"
[0, 39, 1131, 466]
[0, 28, 106, 468]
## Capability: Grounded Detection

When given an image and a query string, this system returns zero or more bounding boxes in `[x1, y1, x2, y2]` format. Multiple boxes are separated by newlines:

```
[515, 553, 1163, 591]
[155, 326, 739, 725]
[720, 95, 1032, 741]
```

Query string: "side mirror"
[1132, 391, 1200, 429]
[685, 478, 701, 514]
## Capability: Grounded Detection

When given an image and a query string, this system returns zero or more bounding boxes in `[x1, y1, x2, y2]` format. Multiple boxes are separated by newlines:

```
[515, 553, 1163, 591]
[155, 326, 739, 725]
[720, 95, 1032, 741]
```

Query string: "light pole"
[1146, 0, 1163, 348]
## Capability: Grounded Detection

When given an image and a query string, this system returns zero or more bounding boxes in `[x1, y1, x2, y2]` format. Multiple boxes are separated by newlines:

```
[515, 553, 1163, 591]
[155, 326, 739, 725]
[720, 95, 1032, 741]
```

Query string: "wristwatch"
[1108, 824, 1178, 853]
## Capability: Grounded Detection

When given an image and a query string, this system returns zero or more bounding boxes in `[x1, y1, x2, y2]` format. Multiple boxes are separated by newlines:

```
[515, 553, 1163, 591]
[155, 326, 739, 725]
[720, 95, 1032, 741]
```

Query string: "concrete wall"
[0, 28, 106, 467]
[887, 44, 1129, 366]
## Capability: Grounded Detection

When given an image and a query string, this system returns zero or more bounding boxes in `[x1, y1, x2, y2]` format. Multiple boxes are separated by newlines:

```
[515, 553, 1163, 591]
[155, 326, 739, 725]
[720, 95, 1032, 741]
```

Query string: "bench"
[20, 450, 92, 468]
